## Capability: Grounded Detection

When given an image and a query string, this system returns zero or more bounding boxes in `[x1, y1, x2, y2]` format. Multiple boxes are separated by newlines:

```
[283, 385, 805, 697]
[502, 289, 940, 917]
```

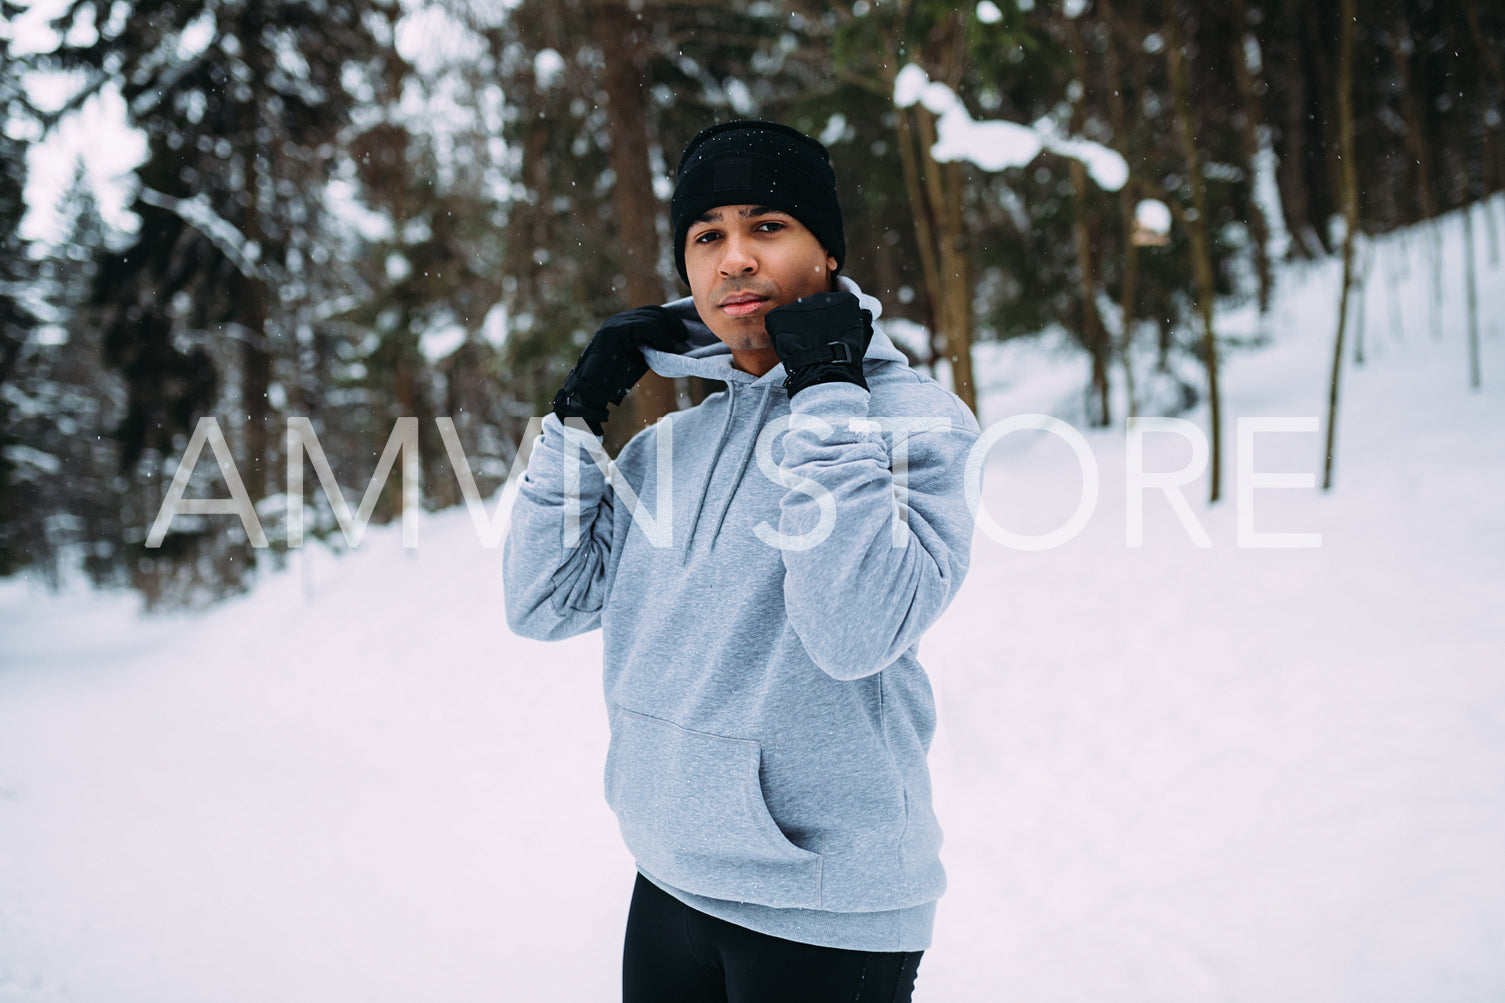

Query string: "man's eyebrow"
[691, 205, 786, 226]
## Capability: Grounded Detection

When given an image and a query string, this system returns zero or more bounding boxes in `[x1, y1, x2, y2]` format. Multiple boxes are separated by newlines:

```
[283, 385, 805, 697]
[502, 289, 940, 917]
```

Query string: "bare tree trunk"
[1303, 0, 1338, 255]
[920, 119, 977, 415]
[597, 1, 675, 451]
[892, 95, 945, 373]
[884, 12, 977, 416]
[1486, 190, 1501, 268]
[942, 227, 976, 412]
[1230, 0, 1273, 311]
[1167, 11, 1223, 503]
[1390, 15, 1445, 342]
[1278, 0, 1314, 257]
[1465, 201, 1482, 390]
[936, 16, 977, 416]
[1322, 0, 1358, 492]
[905, 129, 974, 407]
[1385, 240, 1405, 344]
[1069, 157, 1111, 427]
[240, 3, 271, 503]
[1116, 187, 1141, 420]
[1067, 34, 1111, 427]
[1352, 240, 1369, 366]
[1427, 221, 1445, 342]
[241, 313, 271, 502]
[1101, 0, 1141, 418]
[1461, 0, 1494, 377]
[1462, 0, 1505, 198]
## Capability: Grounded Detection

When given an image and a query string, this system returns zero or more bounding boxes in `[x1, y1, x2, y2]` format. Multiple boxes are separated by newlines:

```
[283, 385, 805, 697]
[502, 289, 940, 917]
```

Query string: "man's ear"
[825, 252, 839, 288]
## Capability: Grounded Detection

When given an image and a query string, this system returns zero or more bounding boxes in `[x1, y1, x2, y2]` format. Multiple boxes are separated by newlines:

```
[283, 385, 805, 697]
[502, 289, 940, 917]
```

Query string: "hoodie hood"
[635, 277, 910, 561]
[640, 275, 908, 387]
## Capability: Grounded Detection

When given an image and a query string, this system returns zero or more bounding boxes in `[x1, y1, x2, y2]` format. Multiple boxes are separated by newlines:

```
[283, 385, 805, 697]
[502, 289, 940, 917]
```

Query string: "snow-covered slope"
[2, 203, 1503, 1002]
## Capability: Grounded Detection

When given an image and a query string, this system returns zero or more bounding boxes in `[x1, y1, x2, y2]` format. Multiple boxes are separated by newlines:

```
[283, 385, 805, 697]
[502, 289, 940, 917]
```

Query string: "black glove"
[552, 306, 689, 434]
[766, 291, 874, 398]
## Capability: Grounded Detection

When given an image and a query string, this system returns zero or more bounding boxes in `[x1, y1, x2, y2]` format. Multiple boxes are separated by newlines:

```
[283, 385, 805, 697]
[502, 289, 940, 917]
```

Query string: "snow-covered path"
[3, 213, 1504, 1001]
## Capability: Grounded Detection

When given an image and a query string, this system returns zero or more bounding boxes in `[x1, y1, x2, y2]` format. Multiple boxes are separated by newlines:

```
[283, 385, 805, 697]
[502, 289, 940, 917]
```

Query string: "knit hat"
[670, 120, 845, 285]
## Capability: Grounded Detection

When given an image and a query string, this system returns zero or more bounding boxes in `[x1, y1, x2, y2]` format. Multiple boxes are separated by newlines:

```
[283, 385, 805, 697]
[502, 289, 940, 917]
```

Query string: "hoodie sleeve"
[502, 414, 616, 640]
[776, 381, 979, 681]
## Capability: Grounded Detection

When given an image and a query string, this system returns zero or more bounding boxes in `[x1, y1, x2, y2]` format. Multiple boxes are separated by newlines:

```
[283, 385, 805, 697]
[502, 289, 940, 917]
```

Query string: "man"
[503, 121, 980, 1002]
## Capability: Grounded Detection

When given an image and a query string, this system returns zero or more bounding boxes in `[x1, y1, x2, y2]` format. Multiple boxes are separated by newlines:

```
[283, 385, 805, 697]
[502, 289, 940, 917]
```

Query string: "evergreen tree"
[4, 165, 131, 585]
[0, 10, 42, 575]
[42, 0, 404, 597]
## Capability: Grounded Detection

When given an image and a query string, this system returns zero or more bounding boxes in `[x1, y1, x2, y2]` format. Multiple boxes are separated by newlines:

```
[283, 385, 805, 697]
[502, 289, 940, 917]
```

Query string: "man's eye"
[693, 231, 720, 244]
[757, 221, 785, 233]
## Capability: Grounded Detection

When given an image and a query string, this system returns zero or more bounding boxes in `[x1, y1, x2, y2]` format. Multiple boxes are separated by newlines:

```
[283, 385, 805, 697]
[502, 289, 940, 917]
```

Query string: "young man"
[504, 121, 980, 1002]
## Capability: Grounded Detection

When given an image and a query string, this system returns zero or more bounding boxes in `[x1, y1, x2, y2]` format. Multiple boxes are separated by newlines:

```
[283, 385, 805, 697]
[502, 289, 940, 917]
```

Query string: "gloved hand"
[552, 306, 689, 434]
[766, 291, 874, 398]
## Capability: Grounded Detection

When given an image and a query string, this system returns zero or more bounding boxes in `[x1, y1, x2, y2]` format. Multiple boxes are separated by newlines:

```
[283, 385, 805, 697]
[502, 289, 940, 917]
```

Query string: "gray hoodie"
[503, 277, 981, 951]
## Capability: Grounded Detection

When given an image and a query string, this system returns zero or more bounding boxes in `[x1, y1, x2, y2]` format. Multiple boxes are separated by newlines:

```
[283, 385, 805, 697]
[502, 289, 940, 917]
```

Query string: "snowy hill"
[2, 204, 1503, 1002]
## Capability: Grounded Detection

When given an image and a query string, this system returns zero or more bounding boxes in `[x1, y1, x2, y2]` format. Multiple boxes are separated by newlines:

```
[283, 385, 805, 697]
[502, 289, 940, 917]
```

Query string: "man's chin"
[711, 321, 772, 352]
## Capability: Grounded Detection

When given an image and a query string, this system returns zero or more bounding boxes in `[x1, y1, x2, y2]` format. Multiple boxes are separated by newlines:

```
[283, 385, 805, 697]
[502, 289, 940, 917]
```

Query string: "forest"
[1, 0, 1501, 606]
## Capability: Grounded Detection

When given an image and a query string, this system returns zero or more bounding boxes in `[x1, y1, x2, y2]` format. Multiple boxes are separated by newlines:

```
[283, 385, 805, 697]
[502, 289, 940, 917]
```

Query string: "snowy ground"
[2, 203, 1504, 1001]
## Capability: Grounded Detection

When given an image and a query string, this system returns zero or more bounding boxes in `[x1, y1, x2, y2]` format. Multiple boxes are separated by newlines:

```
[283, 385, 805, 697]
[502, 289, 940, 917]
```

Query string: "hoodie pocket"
[605, 706, 823, 909]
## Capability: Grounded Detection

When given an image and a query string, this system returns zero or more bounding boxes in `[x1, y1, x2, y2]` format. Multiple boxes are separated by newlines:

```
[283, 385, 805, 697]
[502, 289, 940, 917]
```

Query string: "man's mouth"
[718, 292, 770, 318]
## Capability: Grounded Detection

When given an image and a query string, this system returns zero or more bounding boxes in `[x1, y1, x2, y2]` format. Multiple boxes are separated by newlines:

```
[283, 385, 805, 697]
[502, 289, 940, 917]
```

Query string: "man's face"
[684, 204, 838, 355]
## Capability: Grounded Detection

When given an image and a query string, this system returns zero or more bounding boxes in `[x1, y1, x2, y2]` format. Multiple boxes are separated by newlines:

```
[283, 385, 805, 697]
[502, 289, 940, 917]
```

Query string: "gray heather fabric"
[503, 277, 981, 951]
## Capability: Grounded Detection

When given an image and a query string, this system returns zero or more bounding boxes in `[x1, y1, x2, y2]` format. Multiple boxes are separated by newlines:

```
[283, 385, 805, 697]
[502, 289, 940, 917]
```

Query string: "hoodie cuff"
[786, 380, 872, 421]
[543, 412, 603, 444]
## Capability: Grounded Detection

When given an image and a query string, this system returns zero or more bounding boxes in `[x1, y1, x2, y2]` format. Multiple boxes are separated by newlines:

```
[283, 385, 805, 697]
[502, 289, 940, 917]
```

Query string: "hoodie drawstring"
[681, 384, 738, 561]
[680, 383, 778, 561]
[704, 387, 774, 551]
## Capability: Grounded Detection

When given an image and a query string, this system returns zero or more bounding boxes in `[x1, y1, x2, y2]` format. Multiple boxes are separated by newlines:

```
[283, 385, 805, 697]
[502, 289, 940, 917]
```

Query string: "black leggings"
[622, 873, 924, 1003]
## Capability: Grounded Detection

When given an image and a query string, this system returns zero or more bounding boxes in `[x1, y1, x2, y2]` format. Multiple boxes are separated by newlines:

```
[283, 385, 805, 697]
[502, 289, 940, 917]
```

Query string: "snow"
[2, 200, 1505, 1000]
[393, 5, 485, 78]
[1036, 125, 1130, 191]
[533, 49, 565, 90]
[896, 67, 1042, 171]
[1135, 198, 1172, 236]
[3, 0, 73, 57]
[883, 316, 932, 360]
[1243, 34, 1264, 75]
[893, 64, 930, 110]
[480, 301, 511, 350]
[894, 65, 1128, 191]
[976, 1, 1003, 25]
[1254, 126, 1290, 260]
[175, 9, 215, 62]
[326, 177, 395, 243]
[20, 83, 146, 244]
[2, 443, 61, 475]
[385, 251, 412, 282]
[819, 113, 848, 147]
[725, 78, 754, 116]
[419, 322, 468, 363]
[135, 187, 262, 277]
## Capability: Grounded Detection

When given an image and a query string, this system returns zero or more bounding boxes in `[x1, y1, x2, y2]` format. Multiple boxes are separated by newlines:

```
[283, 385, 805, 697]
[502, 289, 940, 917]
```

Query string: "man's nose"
[718, 233, 758, 275]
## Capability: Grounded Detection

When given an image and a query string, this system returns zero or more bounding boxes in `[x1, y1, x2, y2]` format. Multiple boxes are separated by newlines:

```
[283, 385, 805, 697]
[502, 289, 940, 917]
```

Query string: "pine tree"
[41, 0, 403, 598]
[0, 12, 43, 575]
[5, 165, 131, 584]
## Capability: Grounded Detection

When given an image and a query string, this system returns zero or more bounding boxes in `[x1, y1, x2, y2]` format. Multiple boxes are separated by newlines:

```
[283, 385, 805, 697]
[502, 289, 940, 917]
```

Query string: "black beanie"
[670, 120, 845, 285]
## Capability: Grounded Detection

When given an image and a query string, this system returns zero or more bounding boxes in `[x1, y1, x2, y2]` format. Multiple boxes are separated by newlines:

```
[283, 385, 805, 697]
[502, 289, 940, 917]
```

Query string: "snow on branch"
[893, 64, 1127, 192]
[135, 187, 262, 279]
